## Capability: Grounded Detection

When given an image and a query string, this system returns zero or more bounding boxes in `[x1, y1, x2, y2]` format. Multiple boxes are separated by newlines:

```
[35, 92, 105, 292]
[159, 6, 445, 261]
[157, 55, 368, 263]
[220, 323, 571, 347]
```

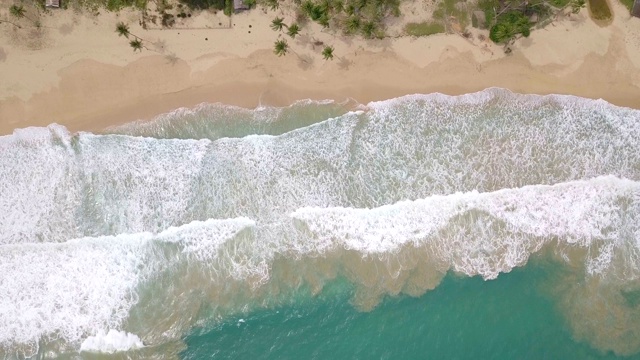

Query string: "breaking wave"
[80, 330, 144, 354]
[1, 88, 639, 357]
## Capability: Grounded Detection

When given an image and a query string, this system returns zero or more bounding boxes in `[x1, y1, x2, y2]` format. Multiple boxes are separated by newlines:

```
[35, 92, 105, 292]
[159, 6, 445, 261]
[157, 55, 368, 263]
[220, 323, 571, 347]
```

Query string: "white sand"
[0, 0, 639, 134]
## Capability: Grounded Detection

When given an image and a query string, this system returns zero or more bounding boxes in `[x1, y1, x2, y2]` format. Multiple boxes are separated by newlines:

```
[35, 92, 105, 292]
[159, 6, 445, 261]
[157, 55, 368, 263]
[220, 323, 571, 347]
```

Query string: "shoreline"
[1, 2, 640, 135]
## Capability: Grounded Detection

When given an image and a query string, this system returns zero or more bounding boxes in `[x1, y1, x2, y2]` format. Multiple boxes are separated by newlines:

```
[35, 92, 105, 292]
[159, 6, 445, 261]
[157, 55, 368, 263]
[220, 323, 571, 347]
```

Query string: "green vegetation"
[619, 0, 633, 10]
[1, 2, 47, 29]
[287, 23, 300, 38]
[476, 0, 572, 47]
[477, 0, 496, 29]
[344, 16, 360, 34]
[115, 21, 151, 51]
[588, 0, 612, 20]
[274, 39, 289, 56]
[296, 0, 400, 38]
[0, 4, 27, 28]
[570, 0, 586, 13]
[71, 0, 147, 12]
[271, 16, 285, 31]
[361, 21, 377, 38]
[178, 0, 224, 10]
[489, 11, 531, 44]
[404, 21, 445, 37]
[322, 45, 334, 60]
[10, 4, 26, 18]
[223, 0, 233, 15]
[265, 0, 279, 10]
[433, 0, 469, 30]
[548, 0, 571, 8]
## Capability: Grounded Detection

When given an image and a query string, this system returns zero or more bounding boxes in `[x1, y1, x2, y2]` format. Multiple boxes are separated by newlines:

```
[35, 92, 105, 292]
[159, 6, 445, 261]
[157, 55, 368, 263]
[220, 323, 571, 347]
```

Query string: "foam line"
[0, 217, 253, 357]
[80, 330, 144, 354]
[291, 176, 640, 279]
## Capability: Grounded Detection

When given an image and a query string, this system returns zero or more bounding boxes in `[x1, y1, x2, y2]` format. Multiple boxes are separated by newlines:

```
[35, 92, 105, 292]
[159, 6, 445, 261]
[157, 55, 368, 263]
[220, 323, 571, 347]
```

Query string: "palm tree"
[130, 39, 143, 52]
[273, 39, 289, 56]
[287, 23, 300, 38]
[318, 14, 330, 28]
[302, 0, 315, 17]
[322, 45, 334, 60]
[266, 0, 279, 10]
[361, 21, 376, 39]
[345, 16, 360, 34]
[9, 5, 25, 18]
[271, 17, 286, 32]
[115, 22, 130, 38]
[116, 22, 149, 42]
[333, 0, 344, 13]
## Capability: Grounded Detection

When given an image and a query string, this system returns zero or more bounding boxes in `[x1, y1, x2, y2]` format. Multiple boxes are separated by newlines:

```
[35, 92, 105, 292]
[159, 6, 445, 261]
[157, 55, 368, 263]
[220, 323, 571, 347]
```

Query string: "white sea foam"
[366, 88, 635, 112]
[106, 98, 341, 140]
[80, 330, 144, 353]
[2, 89, 640, 356]
[0, 124, 82, 245]
[291, 176, 640, 279]
[0, 235, 154, 356]
[2, 89, 639, 247]
[0, 127, 214, 245]
[0, 217, 254, 357]
[159, 217, 255, 252]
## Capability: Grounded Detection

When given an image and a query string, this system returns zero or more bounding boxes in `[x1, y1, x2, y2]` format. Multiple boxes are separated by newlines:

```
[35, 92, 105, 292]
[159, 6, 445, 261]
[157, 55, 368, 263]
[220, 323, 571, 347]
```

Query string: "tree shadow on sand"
[337, 56, 352, 70]
[164, 52, 179, 65]
[297, 53, 314, 70]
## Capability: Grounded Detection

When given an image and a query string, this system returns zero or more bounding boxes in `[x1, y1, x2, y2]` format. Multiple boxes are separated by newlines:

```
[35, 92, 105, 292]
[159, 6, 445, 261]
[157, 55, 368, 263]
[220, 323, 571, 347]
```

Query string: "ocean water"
[1, 88, 639, 359]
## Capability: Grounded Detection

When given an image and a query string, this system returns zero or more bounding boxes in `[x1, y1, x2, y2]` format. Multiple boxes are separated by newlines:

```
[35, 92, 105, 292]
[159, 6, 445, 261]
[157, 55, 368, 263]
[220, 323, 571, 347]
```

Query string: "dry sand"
[1, 0, 639, 135]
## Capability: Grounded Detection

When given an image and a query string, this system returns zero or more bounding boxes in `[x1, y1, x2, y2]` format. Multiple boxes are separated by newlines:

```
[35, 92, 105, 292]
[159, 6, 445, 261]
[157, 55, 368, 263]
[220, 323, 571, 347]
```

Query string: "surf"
[1, 88, 639, 358]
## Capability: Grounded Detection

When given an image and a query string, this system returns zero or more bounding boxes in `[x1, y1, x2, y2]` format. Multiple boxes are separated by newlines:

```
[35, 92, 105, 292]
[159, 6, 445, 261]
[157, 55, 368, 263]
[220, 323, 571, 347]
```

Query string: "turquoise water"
[1, 88, 640, 359]
[182, 260, 626, 360]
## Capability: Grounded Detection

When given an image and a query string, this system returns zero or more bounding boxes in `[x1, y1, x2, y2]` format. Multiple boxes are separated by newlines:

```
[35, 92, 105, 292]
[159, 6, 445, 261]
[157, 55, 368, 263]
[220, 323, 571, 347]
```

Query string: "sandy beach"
[1, 0, 639, 135]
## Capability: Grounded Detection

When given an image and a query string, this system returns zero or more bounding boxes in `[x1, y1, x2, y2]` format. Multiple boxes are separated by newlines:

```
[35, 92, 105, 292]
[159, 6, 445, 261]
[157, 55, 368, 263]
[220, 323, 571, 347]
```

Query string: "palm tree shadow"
[296, 33, 313, 49]
[164, 52, 179, 65]
[152, 39, 167, 54]
[337, 56, 352, 70]
[338, 34, 354, 47]
[58, 23, 74, 35]
[297, 53, 314, 70]
[366, 37, 393, 51]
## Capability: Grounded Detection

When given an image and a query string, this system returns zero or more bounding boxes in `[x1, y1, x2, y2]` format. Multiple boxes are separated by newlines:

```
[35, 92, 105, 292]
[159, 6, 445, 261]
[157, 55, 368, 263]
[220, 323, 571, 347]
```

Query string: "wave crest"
[291, 176, 640, 280]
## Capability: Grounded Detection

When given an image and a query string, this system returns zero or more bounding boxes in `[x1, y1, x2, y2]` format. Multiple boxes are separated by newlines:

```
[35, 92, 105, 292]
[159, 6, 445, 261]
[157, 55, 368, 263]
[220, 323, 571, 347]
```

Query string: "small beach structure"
[472, 11, 487, 29]
[233, 0, 248, 11]
[632, 0, 640, 17]
[45, 0, 60, 7]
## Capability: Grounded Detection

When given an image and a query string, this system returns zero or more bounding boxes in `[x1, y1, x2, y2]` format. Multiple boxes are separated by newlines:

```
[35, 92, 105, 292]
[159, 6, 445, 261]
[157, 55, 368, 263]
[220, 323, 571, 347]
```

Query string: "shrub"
[549, 0, 570, 7]
[223, 0, 234, 15]
[477, 0, 498, 27]
[588, 0, 612, 20]
[405, 21, 445, 36]
[619, 0, 633, 10]
[179, 0, 225, 10]
[489, 11, 531, 44]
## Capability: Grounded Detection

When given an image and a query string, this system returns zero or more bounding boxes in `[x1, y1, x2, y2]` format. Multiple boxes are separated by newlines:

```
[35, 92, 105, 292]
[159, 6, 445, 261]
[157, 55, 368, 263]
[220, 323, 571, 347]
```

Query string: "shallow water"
[182, 260, 625, 360]
[1, 88, 639, 359]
